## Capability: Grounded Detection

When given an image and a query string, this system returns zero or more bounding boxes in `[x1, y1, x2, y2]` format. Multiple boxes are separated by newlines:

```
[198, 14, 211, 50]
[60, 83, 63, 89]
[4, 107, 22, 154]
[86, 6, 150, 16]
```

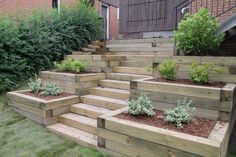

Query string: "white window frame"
[101, 4, 109, 40]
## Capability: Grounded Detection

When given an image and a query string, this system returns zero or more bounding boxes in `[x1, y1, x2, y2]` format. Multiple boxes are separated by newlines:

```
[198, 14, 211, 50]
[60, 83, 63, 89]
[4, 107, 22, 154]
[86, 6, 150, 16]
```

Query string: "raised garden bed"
[131, 77, 236, 122]
[98, 107, 229, 157]
[7, 90, 80, 125]
[40, 71, 105, 95]
[153, 56, 236, 83]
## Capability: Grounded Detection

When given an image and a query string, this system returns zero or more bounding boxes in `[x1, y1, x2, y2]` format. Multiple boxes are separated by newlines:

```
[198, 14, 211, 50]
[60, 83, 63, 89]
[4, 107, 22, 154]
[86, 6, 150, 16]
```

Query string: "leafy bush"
[164, 98, 195, 128]
[156, 60, 177, 80]
[189, 62, 225, 84]
[28, 75, 43, 94]
[128, 93, 155, 116]
[174, 8, 224, 55]
[54, 58, 87, 73]
[43, 83, 61, 96]
[0, 2, 103, 94]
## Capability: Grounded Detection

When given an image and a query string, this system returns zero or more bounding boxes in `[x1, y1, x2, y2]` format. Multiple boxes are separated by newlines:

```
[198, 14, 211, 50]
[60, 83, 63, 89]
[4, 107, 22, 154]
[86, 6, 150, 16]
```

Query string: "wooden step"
[107, 42, 174, 48]
[59, 113, 97, 135]
[72, 51, 92, 55]
[82, 48, 96, 52]
[125, 55, 154, 62]
[120, 61, 153, 68]
[91, 41, 106, 47]
[88, 44, 101, 49]
[108, 38, 173, 44]
[109, 47, 173, 52]
[90, 87, 130, 100]
[113, 67, 152, 75]
[99, 79, 130, 90]
[47, 123, 97, 148]
[70, 103, 112, 119]
[81, 95, 127, 110]
[106, 73, 149, 81]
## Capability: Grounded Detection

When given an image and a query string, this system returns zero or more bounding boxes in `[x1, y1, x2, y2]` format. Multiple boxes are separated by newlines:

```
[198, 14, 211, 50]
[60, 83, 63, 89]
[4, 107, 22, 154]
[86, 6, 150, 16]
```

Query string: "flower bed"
[153, 56, 236, 83]
[98, 107, 229, 157]
[130, 78, 236, 122]
[40, 71, 105, 95]
[7, 90, 80, 125]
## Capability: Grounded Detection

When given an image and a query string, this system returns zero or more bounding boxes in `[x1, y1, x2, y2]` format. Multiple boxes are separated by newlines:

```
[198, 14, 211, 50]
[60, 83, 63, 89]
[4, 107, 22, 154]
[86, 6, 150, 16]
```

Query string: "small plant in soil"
[54, 58, 87, 74]
[164, 98, 195, 128]
[42, 83, 61, 96]
[189, 62, 225, 84]
[28, 75, 43, 94]
[156, 60, 177, 80]
[128, 93, 155, 116]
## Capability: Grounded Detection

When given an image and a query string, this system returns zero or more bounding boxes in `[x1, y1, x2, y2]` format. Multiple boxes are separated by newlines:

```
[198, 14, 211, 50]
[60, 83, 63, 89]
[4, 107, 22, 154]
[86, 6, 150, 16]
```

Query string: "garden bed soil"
[115, 110, 217, 138]
[22, 91, 72, 100]
[149, 78, 225, 88]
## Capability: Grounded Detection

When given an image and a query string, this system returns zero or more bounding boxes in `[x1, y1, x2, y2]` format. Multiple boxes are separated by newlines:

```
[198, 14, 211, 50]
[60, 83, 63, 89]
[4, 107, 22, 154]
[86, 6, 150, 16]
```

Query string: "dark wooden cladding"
[120, 0, 185, 34]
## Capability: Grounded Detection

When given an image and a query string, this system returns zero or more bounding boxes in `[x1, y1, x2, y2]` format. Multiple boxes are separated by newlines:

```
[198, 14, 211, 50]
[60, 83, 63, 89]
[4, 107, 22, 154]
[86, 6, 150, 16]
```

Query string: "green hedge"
[0, 3, 103, 94]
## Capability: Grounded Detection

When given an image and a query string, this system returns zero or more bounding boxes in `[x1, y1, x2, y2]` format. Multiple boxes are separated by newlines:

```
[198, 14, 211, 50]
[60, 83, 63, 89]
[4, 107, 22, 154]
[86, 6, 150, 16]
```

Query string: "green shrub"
[0, 2, 103, 94]
[189, 62, 225, 84]
[174, 8, 224, 55]
[54, 58, 87, 73]
[28, 75, 43, 94]
[156, 60, 177, 80]
[128, 93, 155, 116]
[43, 83, 61, 96]
[164, 98, 195, 128]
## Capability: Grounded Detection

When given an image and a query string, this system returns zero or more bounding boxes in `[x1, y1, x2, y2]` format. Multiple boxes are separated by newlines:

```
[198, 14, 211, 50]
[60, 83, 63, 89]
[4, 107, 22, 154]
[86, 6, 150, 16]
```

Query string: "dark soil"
[115, 110, 217, 138]
[148, 78, 225, 88]
[22, 91, 73, 100]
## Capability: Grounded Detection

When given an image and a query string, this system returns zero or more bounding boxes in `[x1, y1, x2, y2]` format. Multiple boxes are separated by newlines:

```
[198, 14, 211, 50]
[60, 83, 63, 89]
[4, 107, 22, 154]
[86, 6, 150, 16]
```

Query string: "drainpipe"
[58, 0, 61, 13]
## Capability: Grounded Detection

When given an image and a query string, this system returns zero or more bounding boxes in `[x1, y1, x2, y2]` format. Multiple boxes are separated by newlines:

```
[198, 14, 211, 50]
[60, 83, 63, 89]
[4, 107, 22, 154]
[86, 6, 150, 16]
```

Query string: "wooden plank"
[8, 100, 48, 118]
[52, 106, 70, 116]
[209, 122, 229, 142]
[98, 128, 201, 157]
[44, 95, 80, 110]
[105, 140, 156, 157]
[14, 108, 57, 126]
[76, 73, 105, 82]
[130, 88, 224, 110]
[7, 91, 45, 109]
[40, 71, 76, 82]
[109, 47, 173, 52]
[105, 117, 221, 157]
[136, 80, 221, 100]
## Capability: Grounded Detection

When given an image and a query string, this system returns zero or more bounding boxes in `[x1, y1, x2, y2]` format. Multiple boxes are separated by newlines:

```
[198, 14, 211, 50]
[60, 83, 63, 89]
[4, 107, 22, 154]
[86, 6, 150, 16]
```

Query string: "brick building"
[0, 0, 119, 40]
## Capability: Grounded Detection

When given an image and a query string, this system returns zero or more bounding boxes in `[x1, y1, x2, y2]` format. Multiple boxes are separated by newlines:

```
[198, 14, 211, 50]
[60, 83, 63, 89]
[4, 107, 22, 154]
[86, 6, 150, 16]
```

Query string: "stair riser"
[90, 88, 129, 100]
[99, 81, 130, 90]
[81, 97, 126, 110]
[113, 67, 152, 75]
[59, 116, 97, 135]
[120, 61, 152, 68]
[70, 106, 102, 119]
[106, 73, 147, 81]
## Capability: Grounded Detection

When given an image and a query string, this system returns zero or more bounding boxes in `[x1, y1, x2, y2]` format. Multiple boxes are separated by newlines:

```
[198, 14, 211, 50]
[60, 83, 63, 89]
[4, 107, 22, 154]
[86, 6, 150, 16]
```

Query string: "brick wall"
[191, 0, 236, 22]
[0, 0, 76, 18]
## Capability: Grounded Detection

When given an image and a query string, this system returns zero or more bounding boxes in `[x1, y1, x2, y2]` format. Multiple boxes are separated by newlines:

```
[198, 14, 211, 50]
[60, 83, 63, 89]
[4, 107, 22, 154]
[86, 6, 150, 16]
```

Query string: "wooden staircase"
[47, 66, 151, 148]
[72, 41, 106, 55]
[47, 39, 167, 150]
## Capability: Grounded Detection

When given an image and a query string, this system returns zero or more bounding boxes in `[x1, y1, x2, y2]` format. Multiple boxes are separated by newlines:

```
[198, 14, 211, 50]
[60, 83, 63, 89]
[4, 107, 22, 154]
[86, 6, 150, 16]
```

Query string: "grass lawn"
[0, 85, 235, 157]
[0, 93, 110, 157]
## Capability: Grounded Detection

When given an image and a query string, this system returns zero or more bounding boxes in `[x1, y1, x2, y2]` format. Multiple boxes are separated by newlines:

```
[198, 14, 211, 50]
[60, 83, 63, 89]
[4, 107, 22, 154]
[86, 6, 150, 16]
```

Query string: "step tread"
[59, 113, 97, 127]
[113, 66, 152, 75]
[81, 95, 127, 105]
[91, 87, 130, 94]
[108, 72, 150, 78]
[47, 123, 97, 147]
[71, 103, 112, 115]
[82, 48, 96, 52]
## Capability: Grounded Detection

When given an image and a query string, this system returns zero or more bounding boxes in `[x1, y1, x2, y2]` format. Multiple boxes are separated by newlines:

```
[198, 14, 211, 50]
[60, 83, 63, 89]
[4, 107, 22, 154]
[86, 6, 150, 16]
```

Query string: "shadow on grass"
[0, 95, 110, 157]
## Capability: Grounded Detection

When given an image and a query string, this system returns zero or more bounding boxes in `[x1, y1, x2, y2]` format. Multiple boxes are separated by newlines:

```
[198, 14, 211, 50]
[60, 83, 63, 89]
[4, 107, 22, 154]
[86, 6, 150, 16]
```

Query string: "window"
[52, 0, 58, 9]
